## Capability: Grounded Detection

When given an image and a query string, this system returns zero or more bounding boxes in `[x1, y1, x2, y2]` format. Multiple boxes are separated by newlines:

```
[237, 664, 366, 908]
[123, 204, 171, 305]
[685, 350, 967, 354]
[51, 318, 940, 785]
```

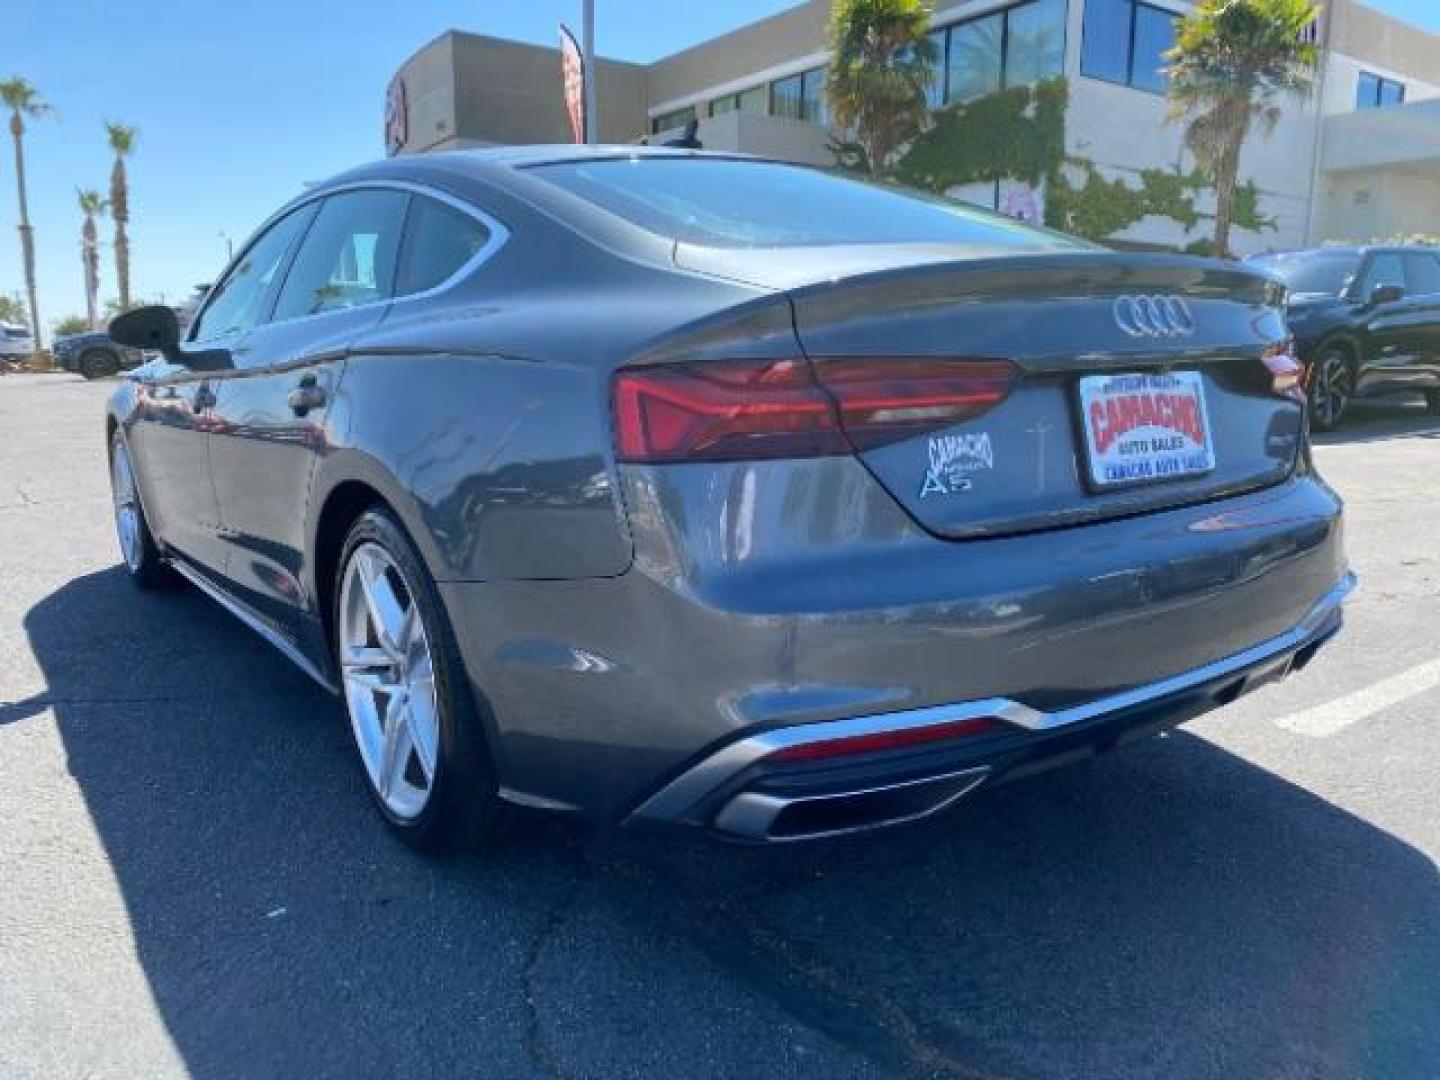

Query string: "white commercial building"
[388, 0, 1440, 252]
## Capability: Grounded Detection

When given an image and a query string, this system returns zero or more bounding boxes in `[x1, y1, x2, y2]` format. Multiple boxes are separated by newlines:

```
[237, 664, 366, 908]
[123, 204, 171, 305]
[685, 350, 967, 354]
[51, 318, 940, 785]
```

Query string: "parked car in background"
[54, 330, 147, 379]
[106, 149, 1351, 851]
[0, 321, 35, 364]
[1249, 246, 1440, 430]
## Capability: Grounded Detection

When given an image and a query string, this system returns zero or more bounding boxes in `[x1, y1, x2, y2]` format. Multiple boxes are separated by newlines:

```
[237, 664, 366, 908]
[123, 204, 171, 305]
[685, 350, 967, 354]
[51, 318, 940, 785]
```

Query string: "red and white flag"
[559, 24, 587, 144]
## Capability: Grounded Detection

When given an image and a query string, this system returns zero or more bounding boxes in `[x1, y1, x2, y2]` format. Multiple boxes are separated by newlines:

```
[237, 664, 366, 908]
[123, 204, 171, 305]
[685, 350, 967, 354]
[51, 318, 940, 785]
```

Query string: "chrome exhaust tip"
[711, 765, 991, 842]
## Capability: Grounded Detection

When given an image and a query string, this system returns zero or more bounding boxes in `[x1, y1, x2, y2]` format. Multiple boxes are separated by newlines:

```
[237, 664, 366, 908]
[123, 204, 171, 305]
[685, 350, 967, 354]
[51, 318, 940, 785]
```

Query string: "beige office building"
[386, 0, 1440, 253]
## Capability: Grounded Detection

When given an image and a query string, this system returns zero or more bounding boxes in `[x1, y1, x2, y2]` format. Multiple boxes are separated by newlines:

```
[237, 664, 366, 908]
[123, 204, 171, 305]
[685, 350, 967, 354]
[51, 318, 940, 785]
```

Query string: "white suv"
[0, 322, 35, 360]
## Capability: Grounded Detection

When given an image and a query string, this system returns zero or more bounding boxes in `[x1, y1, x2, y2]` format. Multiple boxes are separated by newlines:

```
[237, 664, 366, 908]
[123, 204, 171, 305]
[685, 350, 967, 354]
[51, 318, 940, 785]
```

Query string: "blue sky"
[3, 0, 1437, 332]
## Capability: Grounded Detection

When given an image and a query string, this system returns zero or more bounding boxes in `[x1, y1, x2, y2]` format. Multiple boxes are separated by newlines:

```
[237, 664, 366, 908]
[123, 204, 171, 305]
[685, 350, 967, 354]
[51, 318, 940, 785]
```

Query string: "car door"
[1351, 252, 1414, 394]
[205, 188, 411, 649]
[1400, 252, 1440, 387]
[127, 203, 315, 574]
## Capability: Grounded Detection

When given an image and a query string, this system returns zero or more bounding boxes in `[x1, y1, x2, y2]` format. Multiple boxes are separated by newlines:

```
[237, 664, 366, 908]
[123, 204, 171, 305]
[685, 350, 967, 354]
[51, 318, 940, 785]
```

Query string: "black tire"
[334, 507, 499, 852]
[109, 432, 175, 589]
[80, 349, 121, 380]
[1307, 344, 1353, 432]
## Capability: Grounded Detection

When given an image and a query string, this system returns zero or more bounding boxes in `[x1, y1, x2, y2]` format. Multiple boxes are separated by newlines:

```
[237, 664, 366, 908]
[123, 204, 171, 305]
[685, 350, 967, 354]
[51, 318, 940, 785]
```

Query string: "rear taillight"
[613, 359, 846, 463]
[765, 715, 1001, 763]
[811, 358, 1019, 450]
[1262, 340, 1305, 403]
[613, 357, 1017, 463]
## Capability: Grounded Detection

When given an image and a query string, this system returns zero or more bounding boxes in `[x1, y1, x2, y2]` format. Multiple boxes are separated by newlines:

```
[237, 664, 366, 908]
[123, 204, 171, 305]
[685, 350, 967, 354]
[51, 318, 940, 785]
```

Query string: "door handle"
[287, 375, 327, 417]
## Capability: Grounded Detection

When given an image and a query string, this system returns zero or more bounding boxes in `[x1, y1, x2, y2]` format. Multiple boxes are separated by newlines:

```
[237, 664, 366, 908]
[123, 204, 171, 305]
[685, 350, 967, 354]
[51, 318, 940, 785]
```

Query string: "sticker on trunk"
[1078, 371, 1215, 488]
[920, 432, 994, 498]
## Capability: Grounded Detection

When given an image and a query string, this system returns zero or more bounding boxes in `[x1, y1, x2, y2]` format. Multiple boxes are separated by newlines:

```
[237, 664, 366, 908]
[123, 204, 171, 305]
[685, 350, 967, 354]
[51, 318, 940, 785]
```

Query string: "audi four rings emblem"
[1112, 295, 1196, 338]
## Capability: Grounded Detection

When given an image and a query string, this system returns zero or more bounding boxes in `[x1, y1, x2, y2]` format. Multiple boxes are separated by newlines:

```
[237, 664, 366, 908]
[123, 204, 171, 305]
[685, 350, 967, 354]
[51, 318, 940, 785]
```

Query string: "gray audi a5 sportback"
[106, 147, 1353, 849]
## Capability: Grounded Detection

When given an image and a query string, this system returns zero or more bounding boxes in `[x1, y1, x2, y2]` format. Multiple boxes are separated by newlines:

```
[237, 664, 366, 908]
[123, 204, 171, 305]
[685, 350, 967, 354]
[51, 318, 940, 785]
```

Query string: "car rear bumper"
[627, 573, 1352, 841]
[439, 465, 1347, 827]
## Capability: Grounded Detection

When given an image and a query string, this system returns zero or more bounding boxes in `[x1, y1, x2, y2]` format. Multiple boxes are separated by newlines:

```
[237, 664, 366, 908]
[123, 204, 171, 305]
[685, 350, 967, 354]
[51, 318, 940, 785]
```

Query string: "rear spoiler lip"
[677, 242, 1283, 305]
[977, 344, 1273, 376]
[781, 251, 1282, 305]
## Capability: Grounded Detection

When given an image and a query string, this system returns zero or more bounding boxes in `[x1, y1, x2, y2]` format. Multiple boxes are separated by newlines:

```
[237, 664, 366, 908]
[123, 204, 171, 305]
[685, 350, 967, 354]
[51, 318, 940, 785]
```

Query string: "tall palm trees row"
[1, 76, 137, 353]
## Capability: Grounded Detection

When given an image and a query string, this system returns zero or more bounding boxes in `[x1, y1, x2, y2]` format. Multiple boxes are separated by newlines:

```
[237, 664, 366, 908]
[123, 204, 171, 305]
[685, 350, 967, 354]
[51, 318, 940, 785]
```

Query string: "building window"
[1356, 71, 1405, 110]
[651, 106, 696, 135]
[932, 0, 1065, 108]
[1005, 0, 1067, 89]
[770, 67, 827, 125]
[711, 85, 767, 116]
[925, 29, 948, 107]
[948, 13, 1004, 102]
[804, 66, 828, 126]
[1130, 4, 1177, 92]
[1081, 0, 1178, 94]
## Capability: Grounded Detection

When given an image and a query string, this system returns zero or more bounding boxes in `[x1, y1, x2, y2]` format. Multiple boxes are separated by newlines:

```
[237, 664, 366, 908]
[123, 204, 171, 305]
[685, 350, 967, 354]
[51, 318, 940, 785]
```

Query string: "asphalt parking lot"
[1, 373, 1437, 1080]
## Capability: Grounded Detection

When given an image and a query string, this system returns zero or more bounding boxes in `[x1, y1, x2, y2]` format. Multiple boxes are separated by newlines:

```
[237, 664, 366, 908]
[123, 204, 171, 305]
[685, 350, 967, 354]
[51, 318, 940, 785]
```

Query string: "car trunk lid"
[780, 252, 1302, 539]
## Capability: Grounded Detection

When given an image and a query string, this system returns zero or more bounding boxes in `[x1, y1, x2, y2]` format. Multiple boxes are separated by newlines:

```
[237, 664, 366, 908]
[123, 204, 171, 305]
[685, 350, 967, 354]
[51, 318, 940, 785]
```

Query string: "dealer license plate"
[1078, 371, 1215, 488]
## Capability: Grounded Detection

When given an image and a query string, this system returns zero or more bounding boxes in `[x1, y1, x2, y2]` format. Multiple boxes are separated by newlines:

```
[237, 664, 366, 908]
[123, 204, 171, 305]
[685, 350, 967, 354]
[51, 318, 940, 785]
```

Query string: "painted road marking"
[1275, 657, 1440, 738]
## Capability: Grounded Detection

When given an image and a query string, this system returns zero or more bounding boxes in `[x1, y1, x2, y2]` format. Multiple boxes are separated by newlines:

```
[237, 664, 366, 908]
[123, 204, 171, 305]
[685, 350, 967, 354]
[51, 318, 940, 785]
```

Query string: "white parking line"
[1274, 657, 1440, 738]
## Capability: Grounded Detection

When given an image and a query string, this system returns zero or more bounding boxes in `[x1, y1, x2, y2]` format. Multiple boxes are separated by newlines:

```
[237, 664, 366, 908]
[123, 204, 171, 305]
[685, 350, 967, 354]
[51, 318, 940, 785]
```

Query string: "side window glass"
[190, 205, 314, 341]
[1401, 254, 1440, 297]
[396, 197, 493, 296]
[1356, 254, 1405, 298]
[271, 190, 410, 322]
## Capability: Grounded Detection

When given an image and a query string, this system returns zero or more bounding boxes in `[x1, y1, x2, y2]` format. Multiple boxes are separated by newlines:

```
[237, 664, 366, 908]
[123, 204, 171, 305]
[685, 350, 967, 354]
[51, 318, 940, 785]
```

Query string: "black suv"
[53, 331, 147, 379]
[1250, 246, 1440, 430]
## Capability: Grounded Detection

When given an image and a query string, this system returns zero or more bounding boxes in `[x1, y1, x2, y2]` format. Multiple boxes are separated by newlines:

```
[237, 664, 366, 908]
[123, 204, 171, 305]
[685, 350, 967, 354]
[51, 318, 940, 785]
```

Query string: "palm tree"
[77, 189, 108, 331]
[1, 77, 52, 356]
[105, 121, 138, 311]
[1166, 0, 1319, 258]
[826, 0, 937, 177]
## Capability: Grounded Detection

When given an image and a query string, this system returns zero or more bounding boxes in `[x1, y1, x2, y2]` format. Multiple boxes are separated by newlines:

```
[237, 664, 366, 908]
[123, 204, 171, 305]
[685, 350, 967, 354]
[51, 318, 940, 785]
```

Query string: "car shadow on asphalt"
[21, 567, 1440, 1079]
[1311, 397, 1440, 446]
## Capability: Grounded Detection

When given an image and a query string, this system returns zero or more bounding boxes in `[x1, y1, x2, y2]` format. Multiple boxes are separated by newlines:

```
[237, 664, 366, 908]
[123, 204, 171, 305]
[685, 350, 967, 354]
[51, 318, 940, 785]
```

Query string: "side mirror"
[1369, 283, 1405, 306]
[109, 305, 180, 358]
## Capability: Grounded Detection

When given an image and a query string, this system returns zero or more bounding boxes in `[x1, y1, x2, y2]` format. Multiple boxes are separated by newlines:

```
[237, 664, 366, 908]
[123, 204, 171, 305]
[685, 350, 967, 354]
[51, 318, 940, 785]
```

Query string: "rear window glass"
[1250, 252, 1359, 297]
[530, 158, 1083, 250]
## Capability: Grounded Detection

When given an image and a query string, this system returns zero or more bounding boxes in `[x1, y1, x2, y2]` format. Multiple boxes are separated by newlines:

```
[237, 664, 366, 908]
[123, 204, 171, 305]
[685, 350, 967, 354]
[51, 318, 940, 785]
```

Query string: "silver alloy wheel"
[111, 442, 143, 572]
[1309, 350, 1350, 428]
[339, 542, 441, 821]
